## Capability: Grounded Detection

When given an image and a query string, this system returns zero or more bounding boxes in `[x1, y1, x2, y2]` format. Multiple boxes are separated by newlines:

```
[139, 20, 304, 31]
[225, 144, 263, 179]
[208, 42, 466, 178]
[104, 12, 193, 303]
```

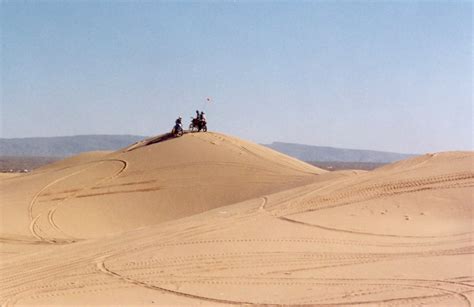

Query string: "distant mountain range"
[264, 142, 416, 163]
[0, 135, 417, 163]
[0, 135, 144, 157]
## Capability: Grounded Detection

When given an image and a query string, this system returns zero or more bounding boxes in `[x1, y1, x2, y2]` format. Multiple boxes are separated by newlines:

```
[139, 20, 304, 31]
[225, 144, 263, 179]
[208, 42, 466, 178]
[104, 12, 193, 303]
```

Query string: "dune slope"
[0, 133, 474, 306]
[0, 150, 472, 306]
[0, 132, 324, 244]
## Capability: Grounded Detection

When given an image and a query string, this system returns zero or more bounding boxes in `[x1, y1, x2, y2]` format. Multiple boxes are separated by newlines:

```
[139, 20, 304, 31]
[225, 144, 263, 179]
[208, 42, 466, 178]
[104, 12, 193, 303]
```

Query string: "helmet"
[178, 116, 182, 120]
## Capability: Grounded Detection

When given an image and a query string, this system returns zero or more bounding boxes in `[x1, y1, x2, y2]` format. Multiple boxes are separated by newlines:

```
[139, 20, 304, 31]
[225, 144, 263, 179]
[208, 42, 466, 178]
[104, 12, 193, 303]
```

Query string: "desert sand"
[1, 132, 473, 306]
[0, 174, 19, 180]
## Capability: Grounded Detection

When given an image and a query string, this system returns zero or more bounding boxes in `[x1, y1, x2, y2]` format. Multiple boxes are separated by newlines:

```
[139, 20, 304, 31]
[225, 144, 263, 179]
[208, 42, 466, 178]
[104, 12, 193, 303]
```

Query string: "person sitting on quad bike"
[189, 111, 207, 132]
[172, 116, 184, 137]
[190, 114, 200, 132]
[199, 112, 207, 131]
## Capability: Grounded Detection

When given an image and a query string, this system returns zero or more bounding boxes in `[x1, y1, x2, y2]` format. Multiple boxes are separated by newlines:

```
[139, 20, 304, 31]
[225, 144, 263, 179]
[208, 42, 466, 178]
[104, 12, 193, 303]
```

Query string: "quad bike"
[189, 117, 207, 132]
[171, 124, 184, 137]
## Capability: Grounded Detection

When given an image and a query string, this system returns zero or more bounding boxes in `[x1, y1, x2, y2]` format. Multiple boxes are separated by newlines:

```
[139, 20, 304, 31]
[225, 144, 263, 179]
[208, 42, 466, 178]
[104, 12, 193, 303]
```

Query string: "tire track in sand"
[96, 258, 247, 305]
[46, 159, 127, 239]
[28, 159, 128, 243]
[275, 172, 474, 216]
[261, 172, 474, 239]
[97, 253, 473, 306]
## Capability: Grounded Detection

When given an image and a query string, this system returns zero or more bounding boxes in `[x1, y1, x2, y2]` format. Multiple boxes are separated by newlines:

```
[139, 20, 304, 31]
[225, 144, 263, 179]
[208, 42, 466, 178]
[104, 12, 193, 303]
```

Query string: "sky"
[1, 1, 472, 154]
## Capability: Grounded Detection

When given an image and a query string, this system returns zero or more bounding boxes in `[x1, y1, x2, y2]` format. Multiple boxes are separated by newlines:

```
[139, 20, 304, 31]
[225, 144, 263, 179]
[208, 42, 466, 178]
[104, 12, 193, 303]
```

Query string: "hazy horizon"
[2, 1, 472, 154]
[0, 133, 436, 155]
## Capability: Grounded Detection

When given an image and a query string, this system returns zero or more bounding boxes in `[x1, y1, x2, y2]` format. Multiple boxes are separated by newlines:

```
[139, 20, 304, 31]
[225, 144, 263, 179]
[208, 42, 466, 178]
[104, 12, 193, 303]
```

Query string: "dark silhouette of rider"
[198, 112, 206, 130]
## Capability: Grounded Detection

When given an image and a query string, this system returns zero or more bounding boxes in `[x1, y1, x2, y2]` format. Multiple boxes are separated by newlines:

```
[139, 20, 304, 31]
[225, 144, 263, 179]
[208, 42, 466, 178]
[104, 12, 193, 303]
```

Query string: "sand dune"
[0, 133, 472, 306]
[0, 132, 323, 243]
[0, 174, 19, 179]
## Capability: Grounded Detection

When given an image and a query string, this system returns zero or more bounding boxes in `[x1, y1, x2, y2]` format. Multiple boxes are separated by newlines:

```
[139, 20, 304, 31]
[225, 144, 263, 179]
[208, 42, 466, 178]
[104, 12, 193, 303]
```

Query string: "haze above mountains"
[0, 135, 416, 163]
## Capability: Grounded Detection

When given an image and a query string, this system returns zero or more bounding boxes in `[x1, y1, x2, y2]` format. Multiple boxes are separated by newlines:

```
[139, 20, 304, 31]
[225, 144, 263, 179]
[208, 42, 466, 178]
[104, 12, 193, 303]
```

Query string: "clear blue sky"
[1, 1, 472, 153]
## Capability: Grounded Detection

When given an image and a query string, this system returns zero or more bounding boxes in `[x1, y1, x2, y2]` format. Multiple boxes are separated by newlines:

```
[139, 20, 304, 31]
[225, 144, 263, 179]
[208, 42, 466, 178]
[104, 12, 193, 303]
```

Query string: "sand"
[0, 132, 472, 306]
[0, 174, 20, 180]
